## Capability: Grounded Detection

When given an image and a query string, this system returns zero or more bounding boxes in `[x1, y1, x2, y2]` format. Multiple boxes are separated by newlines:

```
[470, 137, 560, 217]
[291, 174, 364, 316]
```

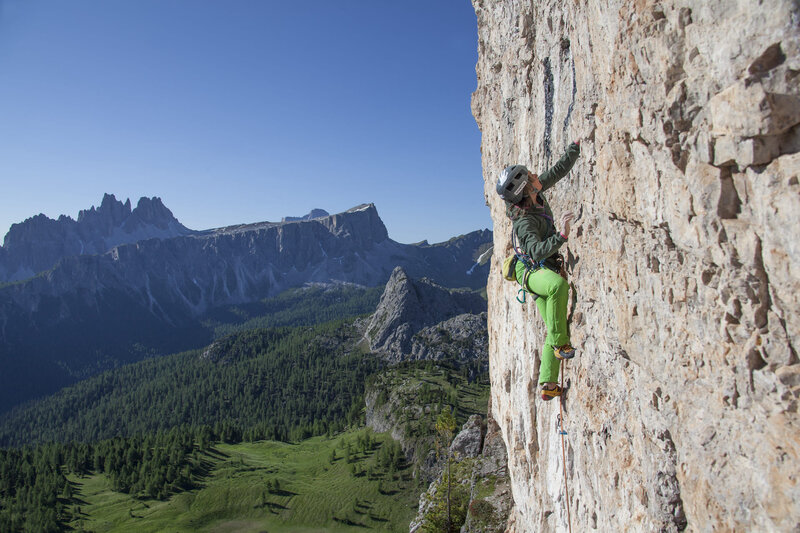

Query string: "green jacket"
[506, 143, 580, 266]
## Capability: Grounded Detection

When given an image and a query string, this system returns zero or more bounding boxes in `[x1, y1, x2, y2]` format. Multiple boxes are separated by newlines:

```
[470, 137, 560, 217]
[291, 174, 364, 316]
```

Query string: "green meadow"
[68, 430, 421, 533]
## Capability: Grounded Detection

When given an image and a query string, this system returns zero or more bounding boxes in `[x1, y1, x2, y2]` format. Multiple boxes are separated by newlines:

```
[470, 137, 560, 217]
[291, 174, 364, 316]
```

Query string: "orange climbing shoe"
[554, 344, 576, 360]
[541, 384, 563, 401]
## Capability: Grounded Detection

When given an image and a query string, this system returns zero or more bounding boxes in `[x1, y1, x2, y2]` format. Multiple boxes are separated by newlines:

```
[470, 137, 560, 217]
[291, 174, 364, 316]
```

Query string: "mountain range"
[0, 195, 492, 412]
[0, 193, 192, 283]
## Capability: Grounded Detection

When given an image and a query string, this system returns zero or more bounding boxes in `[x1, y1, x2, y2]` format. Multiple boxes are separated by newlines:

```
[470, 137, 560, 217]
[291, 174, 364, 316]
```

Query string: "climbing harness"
[510, 230, 548, 304]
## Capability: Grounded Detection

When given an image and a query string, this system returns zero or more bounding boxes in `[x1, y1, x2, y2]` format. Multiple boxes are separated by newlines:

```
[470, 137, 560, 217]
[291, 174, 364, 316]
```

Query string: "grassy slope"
[69, 430, 419, 533]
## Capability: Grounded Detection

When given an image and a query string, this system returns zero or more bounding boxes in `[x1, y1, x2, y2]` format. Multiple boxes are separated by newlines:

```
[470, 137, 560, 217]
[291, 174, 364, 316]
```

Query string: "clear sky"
[0, 1, 491, 245]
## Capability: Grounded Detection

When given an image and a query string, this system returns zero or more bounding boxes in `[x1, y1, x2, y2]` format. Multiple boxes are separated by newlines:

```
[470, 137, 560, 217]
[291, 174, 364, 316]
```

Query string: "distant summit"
[281, 208, 330, 223]
[0, 194, 193, 282]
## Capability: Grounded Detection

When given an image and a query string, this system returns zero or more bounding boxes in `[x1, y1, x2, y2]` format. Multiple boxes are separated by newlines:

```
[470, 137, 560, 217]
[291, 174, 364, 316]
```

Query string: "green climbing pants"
[515, 262, 570, 384]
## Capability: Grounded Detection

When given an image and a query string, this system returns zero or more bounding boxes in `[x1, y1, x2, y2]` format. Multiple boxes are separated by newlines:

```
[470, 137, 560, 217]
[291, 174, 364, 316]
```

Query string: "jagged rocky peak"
[125, 196, 182, 230]
[0, 193, 192, 283]
[320, 203, 389, 245]
[365, 266, 486, 361]
[2, 213, 69, 250]
[76, 193, 131, 226]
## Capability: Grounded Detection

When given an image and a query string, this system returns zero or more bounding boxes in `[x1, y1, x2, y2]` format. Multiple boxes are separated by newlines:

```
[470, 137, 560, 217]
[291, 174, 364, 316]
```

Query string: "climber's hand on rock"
[560, 211, 576, 237]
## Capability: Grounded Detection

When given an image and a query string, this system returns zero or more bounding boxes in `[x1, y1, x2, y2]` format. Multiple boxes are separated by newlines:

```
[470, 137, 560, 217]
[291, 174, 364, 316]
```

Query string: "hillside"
[365, 361, 490, 480]
[0, 265, 495, 531]
[473, 0, 800, 530]
[0, 426, 422, 533]
[0, 320, 376, 447]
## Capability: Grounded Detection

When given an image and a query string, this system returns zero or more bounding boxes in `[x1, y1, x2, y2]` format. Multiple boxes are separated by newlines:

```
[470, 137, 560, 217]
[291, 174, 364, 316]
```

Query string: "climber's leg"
[514, 261, 569, 385]
[534, 295, 560, 384]
[527, 268, 570, 348]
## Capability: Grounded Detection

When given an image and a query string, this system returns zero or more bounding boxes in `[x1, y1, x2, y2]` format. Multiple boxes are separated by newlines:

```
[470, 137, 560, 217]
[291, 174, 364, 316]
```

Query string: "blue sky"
[0, 1, 491, 245]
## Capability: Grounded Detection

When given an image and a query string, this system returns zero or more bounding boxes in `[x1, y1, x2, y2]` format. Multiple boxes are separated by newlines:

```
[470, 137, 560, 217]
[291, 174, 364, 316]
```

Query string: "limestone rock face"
[472, 0, 800, 530]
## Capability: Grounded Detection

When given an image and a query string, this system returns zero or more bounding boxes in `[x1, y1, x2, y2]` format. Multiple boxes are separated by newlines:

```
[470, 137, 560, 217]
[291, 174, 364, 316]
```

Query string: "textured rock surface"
[472, 0, 800, 531]
[450, 414, 485, 459]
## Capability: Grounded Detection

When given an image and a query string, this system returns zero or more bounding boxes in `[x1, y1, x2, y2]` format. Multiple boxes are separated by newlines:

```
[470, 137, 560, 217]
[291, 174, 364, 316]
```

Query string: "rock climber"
[496, 141, 580, 401]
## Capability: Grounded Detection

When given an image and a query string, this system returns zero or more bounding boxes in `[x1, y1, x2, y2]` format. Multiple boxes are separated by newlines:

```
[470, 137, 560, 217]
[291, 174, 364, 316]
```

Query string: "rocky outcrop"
[473, 0, 800, 531]
[409, 412, 513, 533]
[409, 314, 489, 371]
[365, 267, 487, 362]
[449, 414, 485, 458]
[363, 269, 490, 480]
[459, 412, 514, 533]
[0, 194, 192, 282]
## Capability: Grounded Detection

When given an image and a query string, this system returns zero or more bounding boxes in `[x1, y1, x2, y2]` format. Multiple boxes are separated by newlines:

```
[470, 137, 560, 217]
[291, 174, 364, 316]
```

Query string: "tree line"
[0, 318, 381, 531]
[0, 424, 216, 532]
[0, 320, 379, 448]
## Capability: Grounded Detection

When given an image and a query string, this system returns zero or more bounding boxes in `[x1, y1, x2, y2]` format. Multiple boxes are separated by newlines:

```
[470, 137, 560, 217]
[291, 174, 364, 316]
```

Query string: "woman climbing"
[496, 141, 580, 401]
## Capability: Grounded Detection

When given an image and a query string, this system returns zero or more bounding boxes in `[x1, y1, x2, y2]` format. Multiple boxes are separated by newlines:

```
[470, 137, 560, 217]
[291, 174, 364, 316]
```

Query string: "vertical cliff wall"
[472, 1, 800, 530]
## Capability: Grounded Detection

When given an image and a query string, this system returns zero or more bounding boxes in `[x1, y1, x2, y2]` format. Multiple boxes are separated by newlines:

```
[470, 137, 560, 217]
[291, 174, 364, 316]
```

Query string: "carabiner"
[516, 288, 526, 304]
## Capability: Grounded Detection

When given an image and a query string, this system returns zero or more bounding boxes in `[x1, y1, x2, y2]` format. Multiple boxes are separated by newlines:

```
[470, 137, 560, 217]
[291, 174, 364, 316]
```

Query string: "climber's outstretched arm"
[539, 141, 580, 191]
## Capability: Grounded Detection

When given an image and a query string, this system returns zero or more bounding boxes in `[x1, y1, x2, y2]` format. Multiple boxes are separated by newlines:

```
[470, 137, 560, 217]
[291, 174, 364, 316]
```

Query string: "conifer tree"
[435, 406, 458, 532]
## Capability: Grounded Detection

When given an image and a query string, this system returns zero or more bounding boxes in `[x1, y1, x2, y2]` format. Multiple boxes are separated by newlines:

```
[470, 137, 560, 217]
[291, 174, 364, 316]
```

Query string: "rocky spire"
[365, 266, 486, 360]
[0, 194, 192, 282]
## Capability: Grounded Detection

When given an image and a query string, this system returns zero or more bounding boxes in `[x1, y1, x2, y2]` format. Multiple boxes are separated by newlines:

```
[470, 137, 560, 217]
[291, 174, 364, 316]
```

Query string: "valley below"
[0, 201, 502, 532]
[68, 430, 422, 533]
